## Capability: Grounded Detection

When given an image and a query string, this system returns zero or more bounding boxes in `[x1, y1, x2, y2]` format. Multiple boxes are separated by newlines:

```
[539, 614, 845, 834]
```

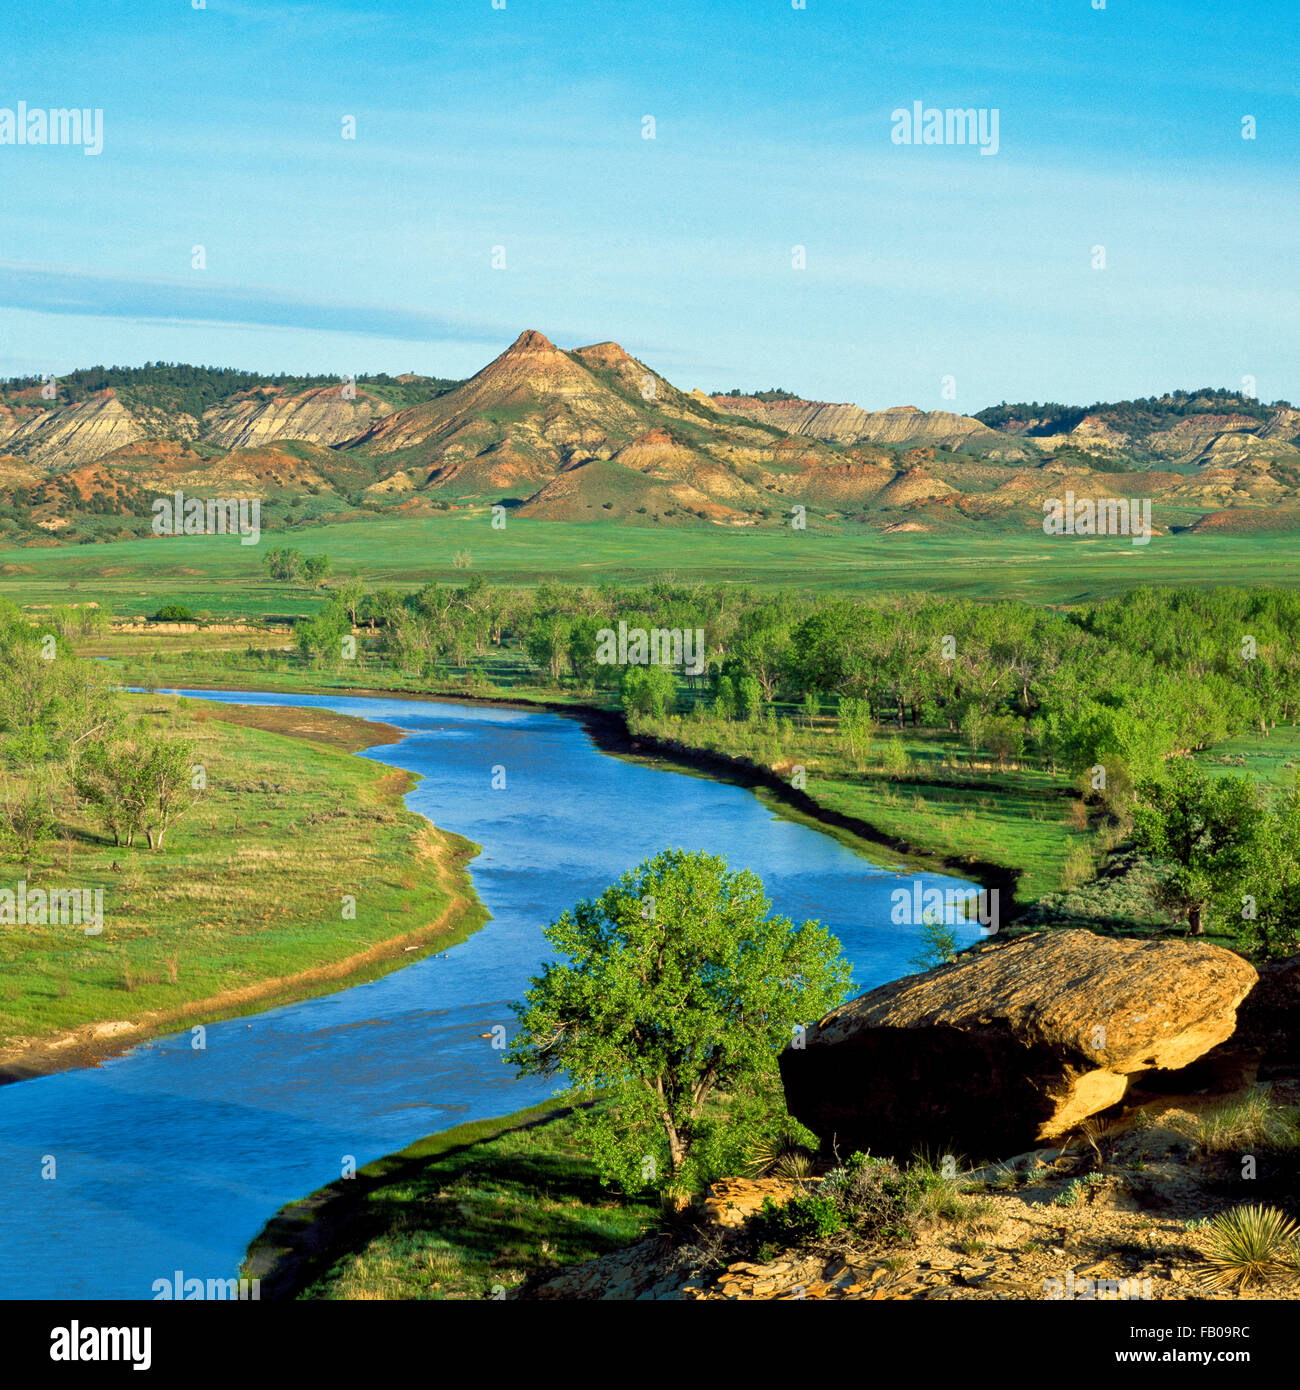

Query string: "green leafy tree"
[1239, 781, 1300, 958]
[139, 739, 200, 850]
[303, 553, 333, 588]
[506, 848, 852, 1192]
[73, 740, 146, 847]
[736, 673, 763, 722]
[714, 674, 736, 720]
[620, 664, 677, 719]
[525, 614, 572, 682]
[333, 576, 366, 626]
[908, 914, 958, 972]
[0, 780, 58, 877]
[985, 714, 1025, 770]
[1133, 759, 1260, 936]
[838, 696, 873, 763]
[295, 596, 353, 664]
[0, 643, 119, 770]
[263, 548, 304, 582]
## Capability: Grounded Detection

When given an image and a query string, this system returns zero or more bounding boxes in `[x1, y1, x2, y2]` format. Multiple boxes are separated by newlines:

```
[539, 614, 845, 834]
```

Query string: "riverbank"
[243, 1063, 1300, 1303]
[241, 1099, 657, 1300]
[0, 697, 490, 1085]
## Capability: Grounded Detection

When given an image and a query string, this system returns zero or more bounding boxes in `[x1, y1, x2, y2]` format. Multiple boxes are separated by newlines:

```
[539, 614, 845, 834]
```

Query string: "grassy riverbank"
[0, 695, 488, 1081]
[243, 1101, 659, 1300]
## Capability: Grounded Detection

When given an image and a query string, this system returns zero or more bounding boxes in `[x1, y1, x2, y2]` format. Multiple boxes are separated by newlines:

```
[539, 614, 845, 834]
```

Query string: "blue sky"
[0, 0, 1295, 409]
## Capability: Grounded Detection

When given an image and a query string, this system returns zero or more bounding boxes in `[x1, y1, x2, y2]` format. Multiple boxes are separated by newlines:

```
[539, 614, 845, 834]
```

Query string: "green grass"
[8, 515, 1300, 620]
[245, 1102, 658, 1301]
[628, 712, 1084, 903]
[1194, 1089, 1300, 1157]
[1197, 725, 1300, 789]
[0, 695, 486, 1054]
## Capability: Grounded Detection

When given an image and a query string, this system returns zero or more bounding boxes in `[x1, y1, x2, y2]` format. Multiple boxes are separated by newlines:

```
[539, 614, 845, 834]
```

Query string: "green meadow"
[0, 696, 485, 1060]
[6, 514, 1300, 620]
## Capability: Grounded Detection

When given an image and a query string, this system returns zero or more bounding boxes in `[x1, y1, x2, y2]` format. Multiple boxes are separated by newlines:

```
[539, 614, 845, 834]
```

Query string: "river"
[0, 689, 983, 1299]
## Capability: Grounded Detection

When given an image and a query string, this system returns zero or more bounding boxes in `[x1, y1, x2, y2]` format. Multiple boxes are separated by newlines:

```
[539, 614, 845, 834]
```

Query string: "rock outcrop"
[202, 384, 393, 450]
[712, 396, 1030, 455]
[780, 930, 1257, 1158]
[6, 390, 146, 468]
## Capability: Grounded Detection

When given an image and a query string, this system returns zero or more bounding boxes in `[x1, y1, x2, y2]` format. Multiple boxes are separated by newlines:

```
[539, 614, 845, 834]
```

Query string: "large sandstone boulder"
[780, 930, 1257, 1160]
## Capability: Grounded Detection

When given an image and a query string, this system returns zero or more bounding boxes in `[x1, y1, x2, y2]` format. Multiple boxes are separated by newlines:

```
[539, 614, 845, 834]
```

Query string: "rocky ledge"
[780, 930, 1257, 1156]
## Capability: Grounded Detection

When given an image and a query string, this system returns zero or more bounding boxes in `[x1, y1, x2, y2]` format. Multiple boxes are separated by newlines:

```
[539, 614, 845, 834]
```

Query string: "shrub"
[1053, 1179, 1084, 1208]
[753, 1191, 844, 1244]
[815, 1153, 917, 1242]
[877, 739, 909, 776]
[151, 604, 194, 623]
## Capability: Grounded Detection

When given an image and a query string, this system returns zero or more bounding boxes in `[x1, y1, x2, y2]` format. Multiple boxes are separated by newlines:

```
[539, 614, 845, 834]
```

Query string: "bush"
[818, 1152, 915, 1240]
[151, 604, 194, 623]
[753, 1191, 844, 1243]
[877, 738, 909, 777]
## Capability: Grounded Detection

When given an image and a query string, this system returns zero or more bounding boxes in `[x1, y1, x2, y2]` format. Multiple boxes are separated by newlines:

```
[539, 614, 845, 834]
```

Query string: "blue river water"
[0, 690, 982, 1299]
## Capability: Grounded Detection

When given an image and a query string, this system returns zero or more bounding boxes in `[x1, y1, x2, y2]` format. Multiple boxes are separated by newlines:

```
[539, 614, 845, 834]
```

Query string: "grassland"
[1198, 725, 1300, 788]
[620, 712, 1085, 907]
[243, 1101, 657, 1300]
[0, 695, 487, 1074]
[7, 515, 1300, 621]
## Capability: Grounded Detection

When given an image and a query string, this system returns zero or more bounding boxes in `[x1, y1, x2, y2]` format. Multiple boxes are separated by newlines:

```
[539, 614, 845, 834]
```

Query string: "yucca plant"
[1202, 1205, 1300, 1290]
[771, 1151, 816, 1183]
[745, 1128, 809, 1178]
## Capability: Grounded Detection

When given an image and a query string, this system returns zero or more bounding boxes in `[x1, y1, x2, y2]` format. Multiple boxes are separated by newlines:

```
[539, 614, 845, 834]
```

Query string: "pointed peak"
[506, 329, 559, 353]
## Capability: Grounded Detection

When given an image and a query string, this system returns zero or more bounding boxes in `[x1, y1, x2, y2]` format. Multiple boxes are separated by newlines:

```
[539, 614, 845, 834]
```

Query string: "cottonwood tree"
[263, 548, 304, 582]
[525, 613, 571, 682]
[140, 740, 200, 849]
[0, 780, 58, 878]
[506, 848, 851, 1195]
[620, 664, 677, 719]
[0, 644, 119, 769]
[73, 735, 200, 850]
[295, 596, 353, 664]
[838, 695, 873, 764]
[73, 741, 143, 846]
[1239, 781, 1300, 958]
[303, 553, 333, 588]
[1132, 759, 1259, 936]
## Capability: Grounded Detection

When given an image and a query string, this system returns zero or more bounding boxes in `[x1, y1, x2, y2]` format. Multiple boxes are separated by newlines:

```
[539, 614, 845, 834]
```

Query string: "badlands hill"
[1, 336, 1298, 543]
